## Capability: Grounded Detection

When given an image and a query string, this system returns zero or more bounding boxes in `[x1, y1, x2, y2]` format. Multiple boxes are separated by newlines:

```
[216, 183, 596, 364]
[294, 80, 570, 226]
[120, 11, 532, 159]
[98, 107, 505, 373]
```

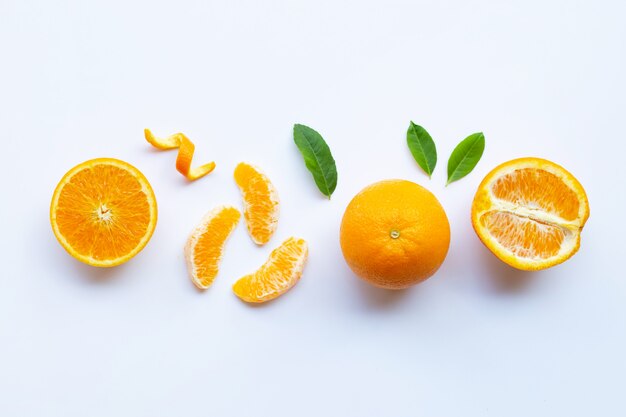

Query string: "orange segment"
[234, 162, 279, 245]
[50, 158, 158, 267]
[490, 168, 581, 221]
[480, 211, 566, 259]
[145, 128, 216, 181]
[233, 237, 308, 303]
[185, 206, 241, 290]
[471, 157, 589, 270]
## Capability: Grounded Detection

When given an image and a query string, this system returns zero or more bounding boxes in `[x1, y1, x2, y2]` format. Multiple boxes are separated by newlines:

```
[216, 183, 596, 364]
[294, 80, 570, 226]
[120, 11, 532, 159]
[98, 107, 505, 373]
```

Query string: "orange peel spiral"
[144, 128, 216, 181]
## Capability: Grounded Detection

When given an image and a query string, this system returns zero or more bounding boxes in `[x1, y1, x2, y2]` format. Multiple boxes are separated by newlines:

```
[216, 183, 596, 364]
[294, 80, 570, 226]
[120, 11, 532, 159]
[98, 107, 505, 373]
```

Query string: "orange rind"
[340, 180, 450, 289]
[145, 128, 216, 180]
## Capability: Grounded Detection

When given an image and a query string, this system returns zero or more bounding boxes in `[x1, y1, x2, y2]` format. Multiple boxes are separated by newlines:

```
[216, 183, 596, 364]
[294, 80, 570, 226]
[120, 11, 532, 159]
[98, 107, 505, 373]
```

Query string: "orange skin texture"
[471, 157, 589, 271]
[144, 128, 216, 180]
[340, 180, 450, 289]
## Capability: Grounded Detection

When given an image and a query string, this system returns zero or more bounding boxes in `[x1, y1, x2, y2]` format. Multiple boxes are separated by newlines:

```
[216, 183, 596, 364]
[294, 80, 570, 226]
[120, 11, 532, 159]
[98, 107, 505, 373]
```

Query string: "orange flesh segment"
[144, 128, 215, 181]
[51, 159, 157, 266]
[234, 162, 279, 245]
[491, 168, 580, 221]
[480, 211, 566, 259]
[185, 206, 241, 289]
[233, 237, 307, 303]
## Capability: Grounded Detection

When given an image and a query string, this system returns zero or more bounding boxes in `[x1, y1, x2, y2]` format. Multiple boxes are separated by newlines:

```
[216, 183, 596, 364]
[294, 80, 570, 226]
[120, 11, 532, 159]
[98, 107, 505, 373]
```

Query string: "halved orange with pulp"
[471, 157, 589, 271]
[50, 158, 158, 267]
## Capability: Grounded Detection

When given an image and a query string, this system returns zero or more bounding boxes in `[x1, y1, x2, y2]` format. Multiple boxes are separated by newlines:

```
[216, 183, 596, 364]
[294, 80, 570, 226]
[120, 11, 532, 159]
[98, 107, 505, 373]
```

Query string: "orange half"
[50, 158, 158, 267]
[233, 237, 308, 303]
[185, 206, 241, 289]
[471, 157, 589, 270]
[234, 162, 279, 245]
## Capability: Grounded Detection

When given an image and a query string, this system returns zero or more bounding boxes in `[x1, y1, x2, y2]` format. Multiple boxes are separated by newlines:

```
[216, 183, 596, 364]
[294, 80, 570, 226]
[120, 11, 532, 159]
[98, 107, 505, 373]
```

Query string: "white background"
[1, 1, 625, 416]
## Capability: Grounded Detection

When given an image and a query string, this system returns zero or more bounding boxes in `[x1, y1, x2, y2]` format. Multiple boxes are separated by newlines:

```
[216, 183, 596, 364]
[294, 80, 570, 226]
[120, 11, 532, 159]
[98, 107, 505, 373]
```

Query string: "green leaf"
[406, 122, 437, 178]
[293, 124, 338, 198]
[446, 132, 485, 185]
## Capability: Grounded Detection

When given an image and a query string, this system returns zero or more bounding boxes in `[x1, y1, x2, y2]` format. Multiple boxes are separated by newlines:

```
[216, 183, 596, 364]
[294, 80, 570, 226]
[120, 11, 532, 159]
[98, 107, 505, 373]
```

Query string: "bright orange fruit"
[233, 162, 279, 245]
[185, 206, 241, 289]
[233, 237, 308, 303]
[50, 158, 158, 267]
[340, 180, 450, 289]
[471, 157, 590, 270]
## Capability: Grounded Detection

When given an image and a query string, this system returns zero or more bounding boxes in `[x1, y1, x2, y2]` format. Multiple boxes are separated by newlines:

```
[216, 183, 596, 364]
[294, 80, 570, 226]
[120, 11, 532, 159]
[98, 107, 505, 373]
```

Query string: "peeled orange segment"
[184, 206, 241, 290]
[234, 162, 279, 245]
[233, 237, 308, 303]
[471, 157, 589, 271]
[50, 158, 158, 267]
[145, 128, 216, 181]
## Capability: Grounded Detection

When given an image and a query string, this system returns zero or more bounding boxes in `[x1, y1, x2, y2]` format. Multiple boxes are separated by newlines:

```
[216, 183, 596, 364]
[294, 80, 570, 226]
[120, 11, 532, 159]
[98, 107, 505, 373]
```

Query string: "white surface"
[1, 1, 625, 416]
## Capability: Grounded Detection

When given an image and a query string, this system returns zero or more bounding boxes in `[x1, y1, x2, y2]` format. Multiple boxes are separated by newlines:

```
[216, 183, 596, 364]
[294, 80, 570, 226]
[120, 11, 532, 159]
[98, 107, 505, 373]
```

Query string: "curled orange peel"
[144, 128, 216, 181]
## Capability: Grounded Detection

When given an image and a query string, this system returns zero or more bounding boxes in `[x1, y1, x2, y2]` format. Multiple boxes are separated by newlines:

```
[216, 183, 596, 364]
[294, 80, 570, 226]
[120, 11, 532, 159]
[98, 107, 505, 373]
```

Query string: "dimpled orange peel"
[50, 158, 158, 267]
[340, 179, 450, 289]
[144, 128, 216, 180]
[471, 157, 589, 270]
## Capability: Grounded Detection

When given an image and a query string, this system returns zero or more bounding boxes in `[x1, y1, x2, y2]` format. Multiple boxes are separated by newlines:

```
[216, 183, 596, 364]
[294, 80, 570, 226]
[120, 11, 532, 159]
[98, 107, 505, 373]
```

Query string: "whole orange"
[340, 180, 450, 289]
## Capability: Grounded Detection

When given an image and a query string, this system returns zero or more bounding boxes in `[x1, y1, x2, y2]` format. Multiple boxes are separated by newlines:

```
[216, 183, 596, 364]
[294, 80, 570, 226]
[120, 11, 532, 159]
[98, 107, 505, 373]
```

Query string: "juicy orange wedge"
[145, 128, 216, 180]
[471, 157, 589, 270]
[185, 206, 241, 289]
[50, 158, 158, 267]
[233, 237, 308, 303]
[234, 162, 279, 245]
